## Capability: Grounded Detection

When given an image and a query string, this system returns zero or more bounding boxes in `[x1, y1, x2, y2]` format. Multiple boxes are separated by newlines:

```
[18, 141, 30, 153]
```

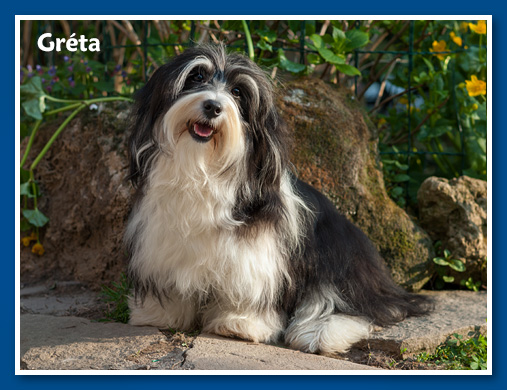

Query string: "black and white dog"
[125, 44, 431, 354]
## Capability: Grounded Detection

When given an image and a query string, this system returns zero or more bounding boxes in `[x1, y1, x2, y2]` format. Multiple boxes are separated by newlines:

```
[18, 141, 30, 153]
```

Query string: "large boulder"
[20, 102, 134, 289]
[20, 78, 434, 290]
[278, 78, 433, 290]
[418, 176, 487, 285]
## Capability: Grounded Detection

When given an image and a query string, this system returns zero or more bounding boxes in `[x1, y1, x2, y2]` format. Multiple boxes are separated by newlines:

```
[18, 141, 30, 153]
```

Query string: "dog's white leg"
[128, 294, 197, 330]
[202, 304, 285, 344]
[284, 287, 371, 353]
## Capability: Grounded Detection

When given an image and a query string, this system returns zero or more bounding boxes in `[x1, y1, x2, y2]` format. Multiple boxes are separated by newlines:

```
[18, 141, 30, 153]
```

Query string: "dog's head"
[128, 44, 290, 190]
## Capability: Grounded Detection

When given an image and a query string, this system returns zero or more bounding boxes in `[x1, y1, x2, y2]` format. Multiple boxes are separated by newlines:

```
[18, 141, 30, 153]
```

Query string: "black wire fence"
[22, 19, 485, 205]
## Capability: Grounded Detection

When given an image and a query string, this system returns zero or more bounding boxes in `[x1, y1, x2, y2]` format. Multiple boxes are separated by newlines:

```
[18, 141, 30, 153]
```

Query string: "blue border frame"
[5, 2, 505, 388]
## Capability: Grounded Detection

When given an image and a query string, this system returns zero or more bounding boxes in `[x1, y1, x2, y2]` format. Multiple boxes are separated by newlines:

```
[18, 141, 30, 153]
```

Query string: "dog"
[125, 44, 432, 354]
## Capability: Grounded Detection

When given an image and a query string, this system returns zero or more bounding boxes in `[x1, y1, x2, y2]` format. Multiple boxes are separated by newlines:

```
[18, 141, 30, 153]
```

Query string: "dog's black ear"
[250, 106, 290, 189]
[128, 66, 174, 188]
[235, 102, 291, 226]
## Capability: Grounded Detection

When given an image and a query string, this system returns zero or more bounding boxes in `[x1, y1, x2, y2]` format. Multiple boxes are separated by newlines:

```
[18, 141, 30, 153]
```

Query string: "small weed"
[416, 333, 487, 370]
[100, 273, 132, 324]
[431, 242, 466, 289]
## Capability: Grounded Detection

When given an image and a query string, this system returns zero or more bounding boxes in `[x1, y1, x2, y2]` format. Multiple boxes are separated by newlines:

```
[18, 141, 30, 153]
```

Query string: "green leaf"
[421, 57, 435, 74]
[20, 77, 47, 119]
[335, 64, 361, 76]
[306, 53, 322, 65]
[22, 208, 49, 228]
[448, 258, 466, 272]
[442, 275, 455, 283]
[258, 30, 277, 43]
[344, 29, 369, 50]
[391, 186, 404, 197]
[332, 27, 346, 42]
[20, 182, 31, 197]
[20, 76, 44, 99]
[392, 173, 410, 182]
[22, 99, 43, 120]
[394, 161, 409, 170]
[433, 257, 450, 266]
[310, 34, 324, 49]
[318, 48, 346, 65]
[277, 49, 306, 74]
[257, 40, 273, 52]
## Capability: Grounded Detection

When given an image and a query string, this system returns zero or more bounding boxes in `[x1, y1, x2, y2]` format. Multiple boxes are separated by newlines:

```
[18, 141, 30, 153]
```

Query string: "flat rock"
[20, 314, 175, 370]
[357, 290, 487, 357]
[182, 333, 378, 370]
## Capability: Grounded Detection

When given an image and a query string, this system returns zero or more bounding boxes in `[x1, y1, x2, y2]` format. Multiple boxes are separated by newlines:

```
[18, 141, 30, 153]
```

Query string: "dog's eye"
[193, 73, 204, 82]
[231, 87, 241, 97]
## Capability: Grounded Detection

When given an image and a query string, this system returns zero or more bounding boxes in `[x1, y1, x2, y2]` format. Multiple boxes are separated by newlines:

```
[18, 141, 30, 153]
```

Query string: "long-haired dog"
[125, 44, 432, 354]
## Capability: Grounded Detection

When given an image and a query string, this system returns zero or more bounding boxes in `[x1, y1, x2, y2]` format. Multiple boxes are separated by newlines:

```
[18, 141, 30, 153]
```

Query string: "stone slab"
[20, 314, 173, 370]
[358, 291, 487, 357]
[183, 333, 379, 370]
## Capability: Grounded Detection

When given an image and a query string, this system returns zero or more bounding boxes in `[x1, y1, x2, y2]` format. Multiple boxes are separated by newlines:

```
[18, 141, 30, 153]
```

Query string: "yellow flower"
[21, 232, 37, 247]
[460, 21, 469, 33]
[32, 242, 45, 256]
[469, 20, 487, 35]
[430, 40, 449, 60]
[377, 118, 387, 127]
[465, 75, 486, 97]
[471, 103, 479, 111]
[450, 32, 462, 47]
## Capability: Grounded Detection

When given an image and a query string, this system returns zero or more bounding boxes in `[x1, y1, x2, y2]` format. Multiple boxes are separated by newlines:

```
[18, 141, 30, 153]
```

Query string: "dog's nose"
[203, 100, 222, 119]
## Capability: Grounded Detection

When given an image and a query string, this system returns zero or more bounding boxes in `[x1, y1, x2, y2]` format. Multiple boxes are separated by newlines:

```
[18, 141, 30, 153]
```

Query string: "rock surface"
[418, 176, 487, 285]
[358, 290, 487, 357]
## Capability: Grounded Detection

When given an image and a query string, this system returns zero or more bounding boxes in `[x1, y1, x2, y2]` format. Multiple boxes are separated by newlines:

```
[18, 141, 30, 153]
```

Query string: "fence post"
[405, 20, 415, 201]
[299, 21, 306, 64]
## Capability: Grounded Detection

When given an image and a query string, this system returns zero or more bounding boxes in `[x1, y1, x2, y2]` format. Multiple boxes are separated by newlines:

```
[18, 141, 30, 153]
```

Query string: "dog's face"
[129, 45, 289, 189]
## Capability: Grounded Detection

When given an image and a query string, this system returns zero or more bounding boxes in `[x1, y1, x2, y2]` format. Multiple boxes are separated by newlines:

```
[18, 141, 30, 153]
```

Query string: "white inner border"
[15, 15, 493, 376]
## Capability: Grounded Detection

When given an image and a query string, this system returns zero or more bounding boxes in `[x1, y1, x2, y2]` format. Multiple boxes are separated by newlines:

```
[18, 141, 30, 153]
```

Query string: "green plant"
[431, 243, 466, 289]
[416, 332, 487, 370]
[373, 20, 487, 206]
[100, 273, 132, 323]
[461, 276, 482, 292]
[381, 151, 410, 207]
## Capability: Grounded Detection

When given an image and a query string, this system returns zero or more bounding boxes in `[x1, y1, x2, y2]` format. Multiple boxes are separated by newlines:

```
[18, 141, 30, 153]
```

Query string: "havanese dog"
[125, 44, 432, 354]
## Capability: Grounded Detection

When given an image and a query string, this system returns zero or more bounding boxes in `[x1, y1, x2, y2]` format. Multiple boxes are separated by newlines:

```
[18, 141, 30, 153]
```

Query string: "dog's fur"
[125, 44, 432, 354]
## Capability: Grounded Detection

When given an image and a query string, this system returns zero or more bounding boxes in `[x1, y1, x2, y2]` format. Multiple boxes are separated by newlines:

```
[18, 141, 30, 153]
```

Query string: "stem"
[44, 95, 83, 104]
[44, 102, 82, 116]
[29, 170, 37, 209]
[479, 34, 483, 64]
[241, 20, 255, 61]
[29, 105, 87, 172]
[44, 94, 132, 106]
[20, 119, 42, 169]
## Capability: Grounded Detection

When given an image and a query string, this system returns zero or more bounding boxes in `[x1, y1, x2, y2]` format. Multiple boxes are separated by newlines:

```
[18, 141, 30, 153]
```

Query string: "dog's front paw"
[203, 310, 284, 344]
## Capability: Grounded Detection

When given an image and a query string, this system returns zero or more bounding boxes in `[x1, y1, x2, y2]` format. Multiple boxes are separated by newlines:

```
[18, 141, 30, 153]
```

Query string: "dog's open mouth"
[189, 122, 216, 143]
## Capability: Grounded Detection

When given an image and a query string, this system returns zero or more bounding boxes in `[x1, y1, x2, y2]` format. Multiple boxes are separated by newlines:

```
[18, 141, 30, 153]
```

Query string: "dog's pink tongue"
[194, 123, 214, 137]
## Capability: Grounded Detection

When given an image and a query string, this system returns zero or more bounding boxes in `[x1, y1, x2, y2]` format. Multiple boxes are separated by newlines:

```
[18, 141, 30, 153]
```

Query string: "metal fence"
[26, 19, 475, 201]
